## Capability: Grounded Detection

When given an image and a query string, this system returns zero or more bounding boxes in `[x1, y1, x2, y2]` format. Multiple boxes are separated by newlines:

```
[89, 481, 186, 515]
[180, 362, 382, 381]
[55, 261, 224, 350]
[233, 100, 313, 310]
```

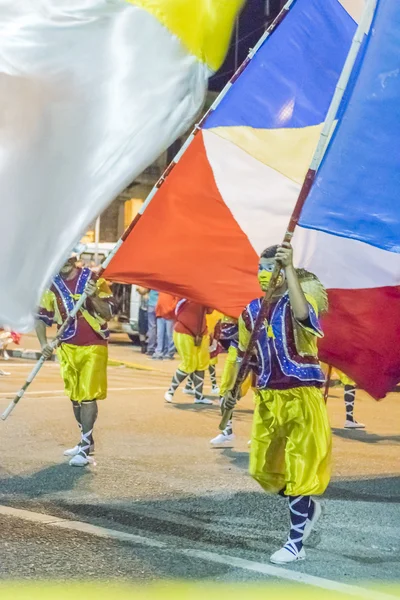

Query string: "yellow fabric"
[127, 0, 244, 71]
[209, 355, 218, 367]
[238, 293, 321, 359]
[57, 344, 108, 402]
[206, 310, 223, 336]
[173, 332, 209, 373]
[39, 278, 112, 335]
[220, 345, 251, 397]
[320, 363, 355, 386]
[249, 387, 331, 496]
[212, 125, 322, 184]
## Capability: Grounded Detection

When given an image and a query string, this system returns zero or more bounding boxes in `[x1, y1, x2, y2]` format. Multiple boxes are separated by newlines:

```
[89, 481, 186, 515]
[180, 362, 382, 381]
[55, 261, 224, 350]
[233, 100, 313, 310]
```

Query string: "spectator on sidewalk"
[152, 293, 178, 360]
[146, 290, 159, 356]
[137, 287, 149, 354]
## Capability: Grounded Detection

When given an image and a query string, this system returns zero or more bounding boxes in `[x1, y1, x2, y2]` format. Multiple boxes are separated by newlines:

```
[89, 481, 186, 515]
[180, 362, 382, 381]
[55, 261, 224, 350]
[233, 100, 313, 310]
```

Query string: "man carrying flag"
[224, 243, 331, 564]
[35, 251, 115, 467]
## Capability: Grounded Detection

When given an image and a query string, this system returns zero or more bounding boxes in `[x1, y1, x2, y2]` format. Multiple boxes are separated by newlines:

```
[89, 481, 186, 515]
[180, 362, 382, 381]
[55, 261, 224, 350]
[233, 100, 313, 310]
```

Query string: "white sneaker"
[3, 350, 10, 361]
[344, 420, 365, 429]
[64, 444, 95, 457]
[69, 454, 90, 467]
[64, 445, 80, 457]
[303, 499, 322, 543]
[270, 546, 305, 564]
[211, 386, 220, 395]
[183, 388, 195, 396]
[247, 440, 251, 447]
[194, 397, 213, 405]
[210, 431, 235, 445]
[164, 391, 174, 403]
[0, 369, 10, 376]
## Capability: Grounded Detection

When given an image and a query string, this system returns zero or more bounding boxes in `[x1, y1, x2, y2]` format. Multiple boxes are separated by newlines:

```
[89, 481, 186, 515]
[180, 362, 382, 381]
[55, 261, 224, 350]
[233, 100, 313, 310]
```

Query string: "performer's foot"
[194, 397, 213, 405]
[210, 431, 235, 445]
[211, 385, 220, 395]
[344, 419, 365, 429]
[270, 545, 305, 565]
[2, 350, 10, 360]
[164, 391, 174, 403]
[303, 498, 322, 543]
[0, 369, 10, 376]
[183, 387, 195, 396]
[64, 443, 95, 457]
[69, 454, 90, 467]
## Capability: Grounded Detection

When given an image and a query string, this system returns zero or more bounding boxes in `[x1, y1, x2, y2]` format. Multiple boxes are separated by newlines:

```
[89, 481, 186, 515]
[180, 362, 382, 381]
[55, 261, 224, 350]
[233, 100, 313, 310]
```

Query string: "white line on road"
[0, 386, 167, 398]
[0, 504, 396, 600]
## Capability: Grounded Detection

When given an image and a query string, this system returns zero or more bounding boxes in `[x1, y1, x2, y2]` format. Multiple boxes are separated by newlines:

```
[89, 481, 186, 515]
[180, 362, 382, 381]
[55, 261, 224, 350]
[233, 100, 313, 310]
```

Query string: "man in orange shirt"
[164, 300, 213, 405]
[153, 292, 178, 360]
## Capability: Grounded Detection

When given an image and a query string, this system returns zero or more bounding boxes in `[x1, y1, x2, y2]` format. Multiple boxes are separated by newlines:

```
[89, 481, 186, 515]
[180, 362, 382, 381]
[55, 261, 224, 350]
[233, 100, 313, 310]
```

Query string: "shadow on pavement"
[0, 463, 88, 498]
[332, 428, 400, 445]
[327, 474, 400, 503]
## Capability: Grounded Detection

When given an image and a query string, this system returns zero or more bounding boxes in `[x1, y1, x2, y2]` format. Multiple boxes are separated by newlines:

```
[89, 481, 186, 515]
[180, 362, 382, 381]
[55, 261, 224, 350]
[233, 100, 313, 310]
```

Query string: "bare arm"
[35, 319, 54, 359]
[275, 243, 309, 321]
[85, 280, 113, 321]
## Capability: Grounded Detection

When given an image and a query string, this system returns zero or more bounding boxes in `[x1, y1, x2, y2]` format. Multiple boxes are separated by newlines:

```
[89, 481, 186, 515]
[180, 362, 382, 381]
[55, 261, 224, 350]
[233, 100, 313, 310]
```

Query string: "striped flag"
[106, 1, 389, 390]
[0, 0, 243, 330]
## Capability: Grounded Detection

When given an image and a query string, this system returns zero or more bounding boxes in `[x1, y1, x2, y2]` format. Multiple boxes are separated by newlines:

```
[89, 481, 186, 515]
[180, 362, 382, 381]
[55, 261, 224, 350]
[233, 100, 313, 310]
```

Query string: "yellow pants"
[321, 363, 355, 387]
[249, 386, 331, 497]
[173, 332, 209, 373]
[57, 343, 108, 402]
[220, 345, 251, 397]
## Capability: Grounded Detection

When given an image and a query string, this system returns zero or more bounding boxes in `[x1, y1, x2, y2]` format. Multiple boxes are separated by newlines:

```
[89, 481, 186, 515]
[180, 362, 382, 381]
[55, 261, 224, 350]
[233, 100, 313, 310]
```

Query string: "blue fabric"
[147, 306, 157, 353]
[300, 0, 400, 254]
[247, 295, 324, 388]
[52, 268, 92, 342]
[204, 0, 356, 131]
[148, 290, 159, 308]
[154, 317, 175, 358]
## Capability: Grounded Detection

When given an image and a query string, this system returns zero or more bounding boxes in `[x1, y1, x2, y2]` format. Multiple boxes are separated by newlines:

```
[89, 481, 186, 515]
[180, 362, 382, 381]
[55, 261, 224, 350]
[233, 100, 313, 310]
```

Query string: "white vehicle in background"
[79, 243, 140, 343]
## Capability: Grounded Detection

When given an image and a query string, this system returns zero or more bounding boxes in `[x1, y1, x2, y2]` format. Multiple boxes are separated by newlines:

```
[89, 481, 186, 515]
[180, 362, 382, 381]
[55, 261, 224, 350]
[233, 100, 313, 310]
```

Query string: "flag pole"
[219, 0, 377, 430]
[1, 1, 296, 422]
[324, 366, 333, 404]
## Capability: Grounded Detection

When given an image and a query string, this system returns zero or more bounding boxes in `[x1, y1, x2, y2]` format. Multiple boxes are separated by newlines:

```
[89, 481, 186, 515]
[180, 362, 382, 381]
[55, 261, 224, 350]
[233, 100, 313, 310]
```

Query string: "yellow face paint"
[258, 269, 285, 292]
[127, 0, 245, 71]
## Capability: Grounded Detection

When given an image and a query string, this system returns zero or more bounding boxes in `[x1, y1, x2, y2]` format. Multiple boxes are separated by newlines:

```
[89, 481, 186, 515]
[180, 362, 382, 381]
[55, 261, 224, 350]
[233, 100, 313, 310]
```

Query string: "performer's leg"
[343, 385, 365, 428]
[270, 495, 310, 564]
[69, 400, 98, 467]
[183, 373, 195, 395]
[165, 369, 188, 402]
[209, 364, 218, 390]
[193, 370, 213, 404]
[72, 400, 81, 426]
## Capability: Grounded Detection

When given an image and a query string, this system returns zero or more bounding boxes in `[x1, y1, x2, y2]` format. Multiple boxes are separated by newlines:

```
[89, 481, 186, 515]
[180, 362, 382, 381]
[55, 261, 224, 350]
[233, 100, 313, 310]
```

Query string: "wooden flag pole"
[219, 0, 377, 430]
[1, 2, 296, 422]
[324, 366, 333, 404]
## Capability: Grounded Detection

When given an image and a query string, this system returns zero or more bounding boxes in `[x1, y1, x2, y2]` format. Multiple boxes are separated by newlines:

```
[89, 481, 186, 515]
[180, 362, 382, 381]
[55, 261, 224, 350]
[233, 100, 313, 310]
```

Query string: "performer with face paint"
[224, 243, 331, 564]
[35, 250, 115, 467]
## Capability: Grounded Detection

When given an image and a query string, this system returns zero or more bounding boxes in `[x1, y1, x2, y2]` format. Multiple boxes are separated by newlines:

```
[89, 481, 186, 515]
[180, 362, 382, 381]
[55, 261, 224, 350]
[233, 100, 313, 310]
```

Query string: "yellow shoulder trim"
[127, 0, 245, 71]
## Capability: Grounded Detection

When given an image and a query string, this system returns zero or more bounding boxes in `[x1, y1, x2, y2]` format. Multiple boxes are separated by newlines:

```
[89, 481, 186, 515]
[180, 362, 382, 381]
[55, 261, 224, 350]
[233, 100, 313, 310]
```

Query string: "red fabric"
[174, 301, 208, 338]
[319, 286, 400, 400]
[62, 273, 106, 347]
[104, 132, 260, 317]
[156, 293, 178, 319]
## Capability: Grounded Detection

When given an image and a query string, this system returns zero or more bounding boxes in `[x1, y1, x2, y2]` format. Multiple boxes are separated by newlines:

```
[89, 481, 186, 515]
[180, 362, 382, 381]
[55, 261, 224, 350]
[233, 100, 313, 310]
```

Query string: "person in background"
[137, 287, 149, 354]
[164, 300, 213, 405]
[146, 290, 159, 356]
[153, 292, 178, 360]
[35, 251, 115, 467]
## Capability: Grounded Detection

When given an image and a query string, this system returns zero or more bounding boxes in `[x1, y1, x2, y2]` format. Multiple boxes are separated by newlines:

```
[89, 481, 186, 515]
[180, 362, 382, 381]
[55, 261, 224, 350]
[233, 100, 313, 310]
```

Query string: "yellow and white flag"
[0, 0, 243, 329]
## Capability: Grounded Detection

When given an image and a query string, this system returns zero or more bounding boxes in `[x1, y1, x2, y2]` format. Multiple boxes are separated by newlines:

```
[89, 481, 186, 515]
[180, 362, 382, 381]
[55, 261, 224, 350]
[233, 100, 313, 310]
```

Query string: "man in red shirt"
[35, 252, 115, 467]
[153, 292, 178, 360]
[164, 300, 213, 405]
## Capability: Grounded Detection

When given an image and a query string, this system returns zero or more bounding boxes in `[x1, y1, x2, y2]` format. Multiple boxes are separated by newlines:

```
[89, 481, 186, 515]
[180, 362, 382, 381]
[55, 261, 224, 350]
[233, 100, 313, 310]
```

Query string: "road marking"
[0, 386, 167, 398]
[0, 504, 396, 600]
